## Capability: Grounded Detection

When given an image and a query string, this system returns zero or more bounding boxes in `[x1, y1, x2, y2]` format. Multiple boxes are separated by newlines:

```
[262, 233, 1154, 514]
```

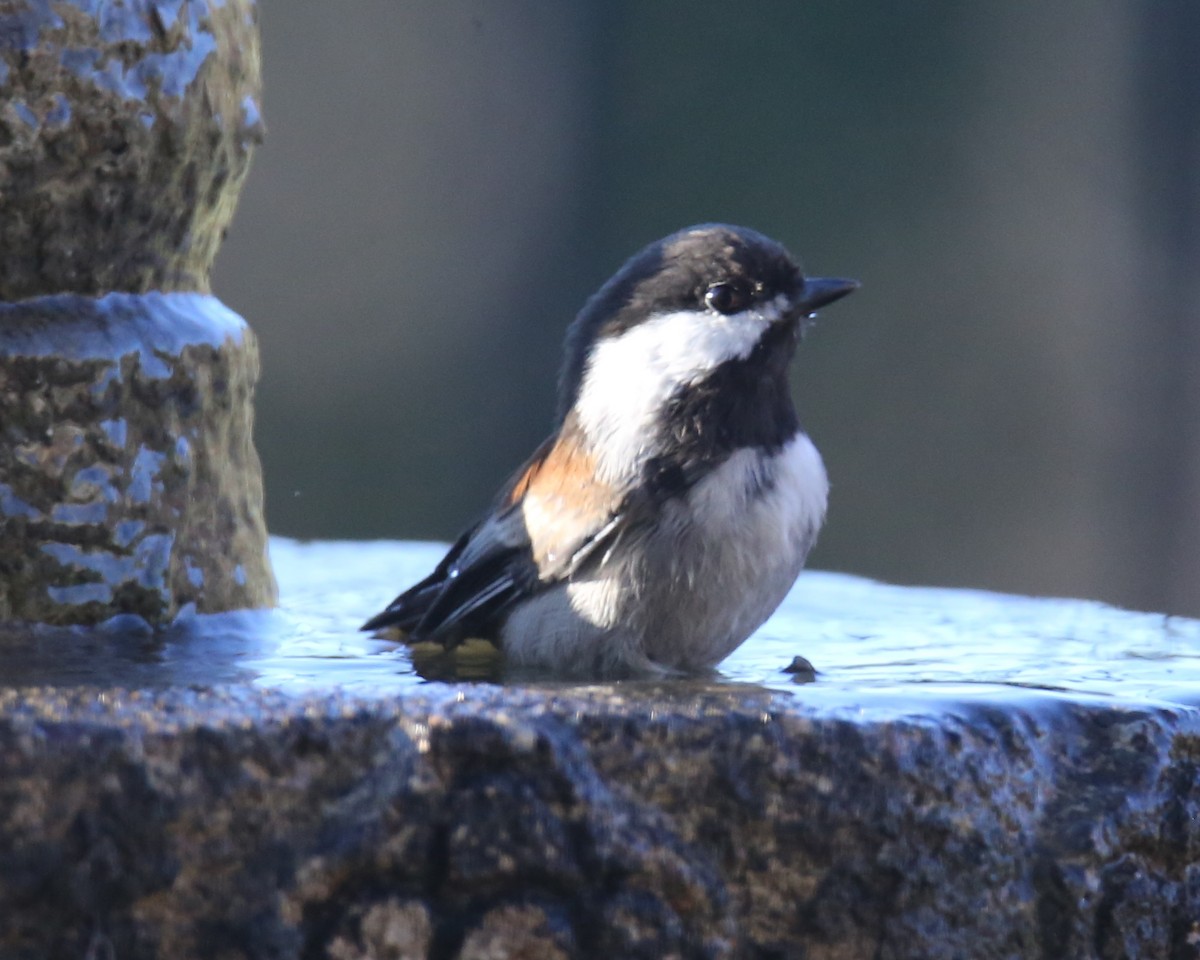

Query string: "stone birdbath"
[1, 5, 1198, 960]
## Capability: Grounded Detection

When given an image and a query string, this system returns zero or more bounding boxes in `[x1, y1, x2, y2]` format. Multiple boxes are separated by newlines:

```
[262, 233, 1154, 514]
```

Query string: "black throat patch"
[643, 318, 801, 503]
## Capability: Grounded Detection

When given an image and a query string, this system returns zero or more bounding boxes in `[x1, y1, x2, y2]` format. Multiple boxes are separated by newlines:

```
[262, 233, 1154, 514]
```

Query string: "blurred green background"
[214, 1, 1200, 617]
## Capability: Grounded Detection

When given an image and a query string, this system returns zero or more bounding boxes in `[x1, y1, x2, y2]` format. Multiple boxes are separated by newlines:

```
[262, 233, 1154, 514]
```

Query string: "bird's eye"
[704, 282, 751, 315]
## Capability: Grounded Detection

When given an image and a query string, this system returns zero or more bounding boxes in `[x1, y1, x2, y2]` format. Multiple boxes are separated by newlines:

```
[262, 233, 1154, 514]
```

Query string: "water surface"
[247, 539, 1200, 708]
[2, 538, 1197, 711]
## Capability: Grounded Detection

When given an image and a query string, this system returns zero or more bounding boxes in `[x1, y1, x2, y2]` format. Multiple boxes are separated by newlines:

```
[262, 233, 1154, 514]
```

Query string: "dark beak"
[794, 276, 859, 314]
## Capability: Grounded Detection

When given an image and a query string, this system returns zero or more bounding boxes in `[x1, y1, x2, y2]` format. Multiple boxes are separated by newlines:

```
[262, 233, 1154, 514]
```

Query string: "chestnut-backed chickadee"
[364, 224, 857, 678]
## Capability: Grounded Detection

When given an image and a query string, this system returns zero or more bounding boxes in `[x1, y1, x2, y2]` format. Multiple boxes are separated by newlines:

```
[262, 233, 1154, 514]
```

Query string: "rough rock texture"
[0, 0, 274, 623]
[0, 683, 1196, 960]
[0, 292, 275, 623]
[0, 0, 263, 300]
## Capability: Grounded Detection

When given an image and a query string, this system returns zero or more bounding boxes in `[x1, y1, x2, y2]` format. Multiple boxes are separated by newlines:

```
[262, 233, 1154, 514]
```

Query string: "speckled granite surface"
[0, 680, 1196, 959]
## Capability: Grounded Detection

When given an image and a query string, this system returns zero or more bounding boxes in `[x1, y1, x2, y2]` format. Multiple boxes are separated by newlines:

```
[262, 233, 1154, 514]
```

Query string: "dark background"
[214, 2, 1200, 617]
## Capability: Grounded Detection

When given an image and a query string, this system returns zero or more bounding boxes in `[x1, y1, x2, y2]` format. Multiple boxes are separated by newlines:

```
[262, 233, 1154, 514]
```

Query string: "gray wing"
[360, 507, 535, 642]
[362, 431, 636, 644]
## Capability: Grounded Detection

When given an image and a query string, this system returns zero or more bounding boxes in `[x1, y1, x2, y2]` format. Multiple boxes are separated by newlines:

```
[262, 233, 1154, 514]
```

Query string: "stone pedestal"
[0, 539, 1196, 956]
[0, 681, 1197, 960]
[0, 0, 275, 623]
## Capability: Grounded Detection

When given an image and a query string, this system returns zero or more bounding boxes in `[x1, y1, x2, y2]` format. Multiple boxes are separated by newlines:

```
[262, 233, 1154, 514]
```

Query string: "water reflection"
[0, 537, 1197, 710]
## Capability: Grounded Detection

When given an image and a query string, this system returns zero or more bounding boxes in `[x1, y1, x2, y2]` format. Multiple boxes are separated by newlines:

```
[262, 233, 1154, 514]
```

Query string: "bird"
[363, 223, 857, 679]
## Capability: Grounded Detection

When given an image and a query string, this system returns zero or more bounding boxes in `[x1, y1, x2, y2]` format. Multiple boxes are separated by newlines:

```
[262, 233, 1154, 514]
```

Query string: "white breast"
[500, 431, 828, 676]
[639, 431, 828, 667]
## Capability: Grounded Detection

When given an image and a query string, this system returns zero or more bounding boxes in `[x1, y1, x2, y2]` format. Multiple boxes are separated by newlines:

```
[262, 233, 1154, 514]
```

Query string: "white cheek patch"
[574, 295, 789, 483]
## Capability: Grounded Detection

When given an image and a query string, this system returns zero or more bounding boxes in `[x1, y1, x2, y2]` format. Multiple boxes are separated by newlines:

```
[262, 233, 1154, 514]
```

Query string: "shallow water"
[2, 537, 1198, 710]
